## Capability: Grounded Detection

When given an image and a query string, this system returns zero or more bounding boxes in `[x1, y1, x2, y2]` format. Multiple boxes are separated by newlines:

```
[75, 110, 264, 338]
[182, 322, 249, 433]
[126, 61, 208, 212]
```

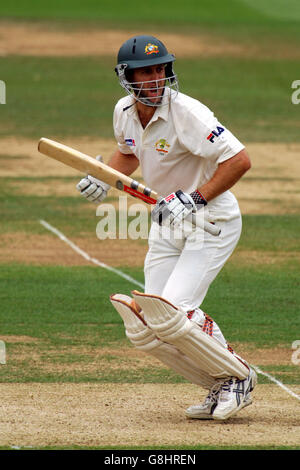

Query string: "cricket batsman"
[76, 35, 257, 420]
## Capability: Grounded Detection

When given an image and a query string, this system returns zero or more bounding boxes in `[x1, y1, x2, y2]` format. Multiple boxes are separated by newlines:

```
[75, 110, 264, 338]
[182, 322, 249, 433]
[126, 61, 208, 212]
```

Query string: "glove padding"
[151, 190, 200, 228]
[76, 156, 111, 203]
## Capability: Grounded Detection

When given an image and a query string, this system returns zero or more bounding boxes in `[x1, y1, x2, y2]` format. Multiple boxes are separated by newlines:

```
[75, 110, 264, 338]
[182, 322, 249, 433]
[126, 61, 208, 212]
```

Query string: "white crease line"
[39, 219, 144, 289]
[252, 365, 300, 402]
[39, 219, 300, 402]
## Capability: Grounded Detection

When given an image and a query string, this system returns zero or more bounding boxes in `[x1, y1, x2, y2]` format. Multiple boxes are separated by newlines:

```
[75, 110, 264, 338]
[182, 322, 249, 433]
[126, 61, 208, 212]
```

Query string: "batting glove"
[151, 189, 207, 228]
[76, 155, 111, 203]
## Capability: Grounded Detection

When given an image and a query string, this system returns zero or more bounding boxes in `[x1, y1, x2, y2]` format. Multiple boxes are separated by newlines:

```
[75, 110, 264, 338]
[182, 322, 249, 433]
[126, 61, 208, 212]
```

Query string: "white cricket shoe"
[212, 368, 257, 421]
[185, 382, 221, 420]
[185, 383, 253, 420]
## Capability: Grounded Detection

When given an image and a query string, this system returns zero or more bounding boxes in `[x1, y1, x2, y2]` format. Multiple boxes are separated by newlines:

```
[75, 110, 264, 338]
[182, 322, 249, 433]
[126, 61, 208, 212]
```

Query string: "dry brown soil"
[0, 22, 242, 58]
[1, 21, 299, 60]
[0, 383, 300, 448]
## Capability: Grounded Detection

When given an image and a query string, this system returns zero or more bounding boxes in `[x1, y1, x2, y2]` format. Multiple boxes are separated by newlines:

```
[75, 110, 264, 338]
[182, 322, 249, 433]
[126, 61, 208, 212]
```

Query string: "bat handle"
[191, 213, 221, 236]
[153, 199, 221, 236]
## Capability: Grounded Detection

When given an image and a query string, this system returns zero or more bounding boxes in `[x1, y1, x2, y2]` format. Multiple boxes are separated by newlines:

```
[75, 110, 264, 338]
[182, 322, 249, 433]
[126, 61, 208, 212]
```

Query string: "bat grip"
[191, 213, 221, 236]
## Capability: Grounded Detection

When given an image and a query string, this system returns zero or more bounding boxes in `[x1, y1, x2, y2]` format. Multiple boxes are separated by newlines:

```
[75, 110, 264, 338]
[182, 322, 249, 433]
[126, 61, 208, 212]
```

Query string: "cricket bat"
[38, 138, 221, 236]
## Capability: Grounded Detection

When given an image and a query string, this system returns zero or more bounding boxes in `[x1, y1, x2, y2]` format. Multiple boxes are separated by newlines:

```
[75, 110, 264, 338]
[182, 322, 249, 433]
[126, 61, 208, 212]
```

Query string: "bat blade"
[38, 137, 158, 204]
[38, 137, 220, 236]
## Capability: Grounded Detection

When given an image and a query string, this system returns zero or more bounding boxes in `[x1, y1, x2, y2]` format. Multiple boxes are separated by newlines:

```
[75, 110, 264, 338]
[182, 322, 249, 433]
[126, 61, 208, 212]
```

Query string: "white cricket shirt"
[113, 88, 245, 221]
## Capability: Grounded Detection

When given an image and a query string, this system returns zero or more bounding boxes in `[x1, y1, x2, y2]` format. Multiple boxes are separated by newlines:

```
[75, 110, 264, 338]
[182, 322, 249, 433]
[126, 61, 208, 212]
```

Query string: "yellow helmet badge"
[145, 43, 159, 55]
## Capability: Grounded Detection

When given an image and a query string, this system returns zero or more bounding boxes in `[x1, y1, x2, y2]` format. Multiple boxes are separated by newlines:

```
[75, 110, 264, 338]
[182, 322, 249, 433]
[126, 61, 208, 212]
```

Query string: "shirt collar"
[130, 88, 171, 124]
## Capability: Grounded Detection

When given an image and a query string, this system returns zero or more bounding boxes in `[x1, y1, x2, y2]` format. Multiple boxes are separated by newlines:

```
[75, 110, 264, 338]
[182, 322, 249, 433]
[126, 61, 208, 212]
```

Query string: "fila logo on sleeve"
[206, 126, 225, 143]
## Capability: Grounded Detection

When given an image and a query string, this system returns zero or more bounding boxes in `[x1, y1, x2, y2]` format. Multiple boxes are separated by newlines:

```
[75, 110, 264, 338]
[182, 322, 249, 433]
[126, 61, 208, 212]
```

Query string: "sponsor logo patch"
[206, 126, 225, 143]
[125, 138, 136, 147]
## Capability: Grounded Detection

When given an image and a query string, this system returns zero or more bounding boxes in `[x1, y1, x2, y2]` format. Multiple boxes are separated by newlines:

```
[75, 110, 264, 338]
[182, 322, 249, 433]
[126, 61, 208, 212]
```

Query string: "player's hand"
[151, 190, 207, 228]
[76, 155, 111, 203]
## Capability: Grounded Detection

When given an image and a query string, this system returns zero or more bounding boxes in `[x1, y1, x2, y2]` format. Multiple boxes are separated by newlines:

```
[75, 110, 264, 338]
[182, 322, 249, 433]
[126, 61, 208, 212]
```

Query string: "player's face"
[132, 64, 166, 105]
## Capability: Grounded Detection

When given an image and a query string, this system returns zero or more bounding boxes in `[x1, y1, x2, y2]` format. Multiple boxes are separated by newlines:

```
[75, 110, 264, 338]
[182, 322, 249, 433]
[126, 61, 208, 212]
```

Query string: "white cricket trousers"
[144, 215, 242, 313]
[143, 213, 247, 370]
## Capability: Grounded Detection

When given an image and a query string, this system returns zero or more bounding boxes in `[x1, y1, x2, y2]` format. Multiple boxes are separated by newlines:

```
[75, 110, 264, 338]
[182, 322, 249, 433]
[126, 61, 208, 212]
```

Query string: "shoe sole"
[185, 397, 252, 420]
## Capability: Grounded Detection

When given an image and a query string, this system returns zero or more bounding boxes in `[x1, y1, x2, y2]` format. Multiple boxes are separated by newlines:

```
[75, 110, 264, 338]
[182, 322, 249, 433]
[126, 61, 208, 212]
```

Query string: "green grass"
[0, 260, 299, 384]
[0, 264, 141, 335]
[1, 262, 297, 348]
[0, 184, 151, 241]
[238, 214, 300, 252]
[201, 264, 300, 347]
[1, 1, 299, 143]
[1, 0, 300, 31]
[179, 58, 300, 143]
[1, 56, 299, 141]
[0, 0, 266, 23]
[0, 184, 298, 382]
[0, 192, 96, 236]
[0, 56, 122, 139]
[1, 181, 299, 244]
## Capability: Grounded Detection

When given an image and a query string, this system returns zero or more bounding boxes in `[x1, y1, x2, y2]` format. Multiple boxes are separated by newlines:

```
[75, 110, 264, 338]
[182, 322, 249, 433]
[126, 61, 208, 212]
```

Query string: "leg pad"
[110, 293, 215, 388]
[132, 291, 249, 380]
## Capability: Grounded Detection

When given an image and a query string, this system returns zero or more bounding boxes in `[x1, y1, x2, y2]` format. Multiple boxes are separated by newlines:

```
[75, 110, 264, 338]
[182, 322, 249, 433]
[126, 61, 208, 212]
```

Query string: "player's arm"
[152, 149, 250, 229]
[76, 149, 139, 203]
[197, 149, 251, 202]
[107, 149, 139, 176]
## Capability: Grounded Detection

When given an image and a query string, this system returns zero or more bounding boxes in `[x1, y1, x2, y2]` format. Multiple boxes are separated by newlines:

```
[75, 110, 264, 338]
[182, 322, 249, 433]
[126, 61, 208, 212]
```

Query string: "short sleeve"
[113, 102, 135, 155]
[175, 102, 245, 164]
